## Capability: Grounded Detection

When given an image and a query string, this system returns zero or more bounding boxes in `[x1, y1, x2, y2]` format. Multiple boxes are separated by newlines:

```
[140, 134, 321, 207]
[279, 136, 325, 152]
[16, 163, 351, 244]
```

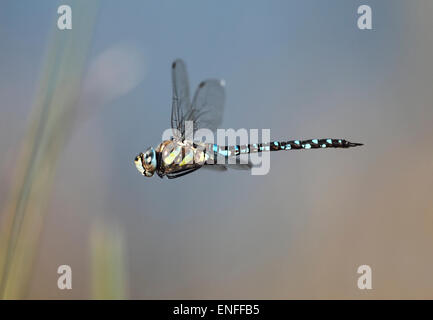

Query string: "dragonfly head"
[134, 147, 157, 177]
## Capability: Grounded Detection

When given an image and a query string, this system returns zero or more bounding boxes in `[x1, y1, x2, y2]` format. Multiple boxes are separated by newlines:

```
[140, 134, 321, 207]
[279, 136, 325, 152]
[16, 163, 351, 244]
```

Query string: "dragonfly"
[134, 59, 362, 179]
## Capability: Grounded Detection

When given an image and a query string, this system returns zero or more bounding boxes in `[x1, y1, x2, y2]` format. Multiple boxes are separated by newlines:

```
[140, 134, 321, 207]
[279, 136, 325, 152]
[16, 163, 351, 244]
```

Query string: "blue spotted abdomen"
[268, 138, 363, 151]
[207, 138, 362, 159]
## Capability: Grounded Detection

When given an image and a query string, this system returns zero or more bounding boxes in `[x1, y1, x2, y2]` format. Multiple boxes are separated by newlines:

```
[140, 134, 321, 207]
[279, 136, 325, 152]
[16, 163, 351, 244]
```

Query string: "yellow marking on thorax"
[160, 140, 210, 168]
[179, 148, 194, 166]
[163, 144, 182, 165]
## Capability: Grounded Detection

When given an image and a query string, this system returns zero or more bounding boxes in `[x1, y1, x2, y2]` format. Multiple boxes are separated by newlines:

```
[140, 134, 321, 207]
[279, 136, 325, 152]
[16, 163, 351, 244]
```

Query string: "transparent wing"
[170, 59, 225, 140]
[171, 59, 191, 140]
[203, 150, 254, 172]
[203, 163, 252, 172]
[187, 79, 225, 136]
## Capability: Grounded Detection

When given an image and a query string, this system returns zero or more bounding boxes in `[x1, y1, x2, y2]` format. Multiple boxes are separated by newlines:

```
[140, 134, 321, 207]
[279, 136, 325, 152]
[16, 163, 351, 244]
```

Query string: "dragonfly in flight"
[134, 59, 362, 179]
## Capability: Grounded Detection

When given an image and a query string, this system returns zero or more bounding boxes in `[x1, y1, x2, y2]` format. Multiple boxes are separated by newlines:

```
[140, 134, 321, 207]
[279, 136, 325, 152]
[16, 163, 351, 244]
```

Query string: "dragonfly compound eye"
[142, 147, 157, 177]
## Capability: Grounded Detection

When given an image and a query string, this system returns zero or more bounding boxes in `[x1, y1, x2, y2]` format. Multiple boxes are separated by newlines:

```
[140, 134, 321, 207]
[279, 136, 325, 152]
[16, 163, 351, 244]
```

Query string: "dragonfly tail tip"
[348, 141, 363, 147]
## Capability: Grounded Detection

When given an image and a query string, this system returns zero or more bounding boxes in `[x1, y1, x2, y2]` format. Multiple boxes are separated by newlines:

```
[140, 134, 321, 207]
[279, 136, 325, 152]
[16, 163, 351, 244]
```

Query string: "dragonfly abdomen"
[267, 138, 363, 151]
[207, 138, 362, 159]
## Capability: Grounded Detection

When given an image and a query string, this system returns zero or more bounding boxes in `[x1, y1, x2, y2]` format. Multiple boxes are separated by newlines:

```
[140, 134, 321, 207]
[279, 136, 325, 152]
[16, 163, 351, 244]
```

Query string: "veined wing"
[170, 59, 225, 140]
[171, 59, 191, 140]
[187, 79, 225, 136]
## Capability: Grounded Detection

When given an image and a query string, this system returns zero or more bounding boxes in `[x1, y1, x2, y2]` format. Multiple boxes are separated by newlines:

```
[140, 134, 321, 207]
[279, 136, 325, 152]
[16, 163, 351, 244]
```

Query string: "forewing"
[171, 59, 191, 139]
[203, 163, 253, 172]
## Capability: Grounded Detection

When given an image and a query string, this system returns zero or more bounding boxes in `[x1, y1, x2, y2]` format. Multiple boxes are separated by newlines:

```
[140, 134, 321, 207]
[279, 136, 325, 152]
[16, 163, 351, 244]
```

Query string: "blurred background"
[0, 0, 432, 299]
